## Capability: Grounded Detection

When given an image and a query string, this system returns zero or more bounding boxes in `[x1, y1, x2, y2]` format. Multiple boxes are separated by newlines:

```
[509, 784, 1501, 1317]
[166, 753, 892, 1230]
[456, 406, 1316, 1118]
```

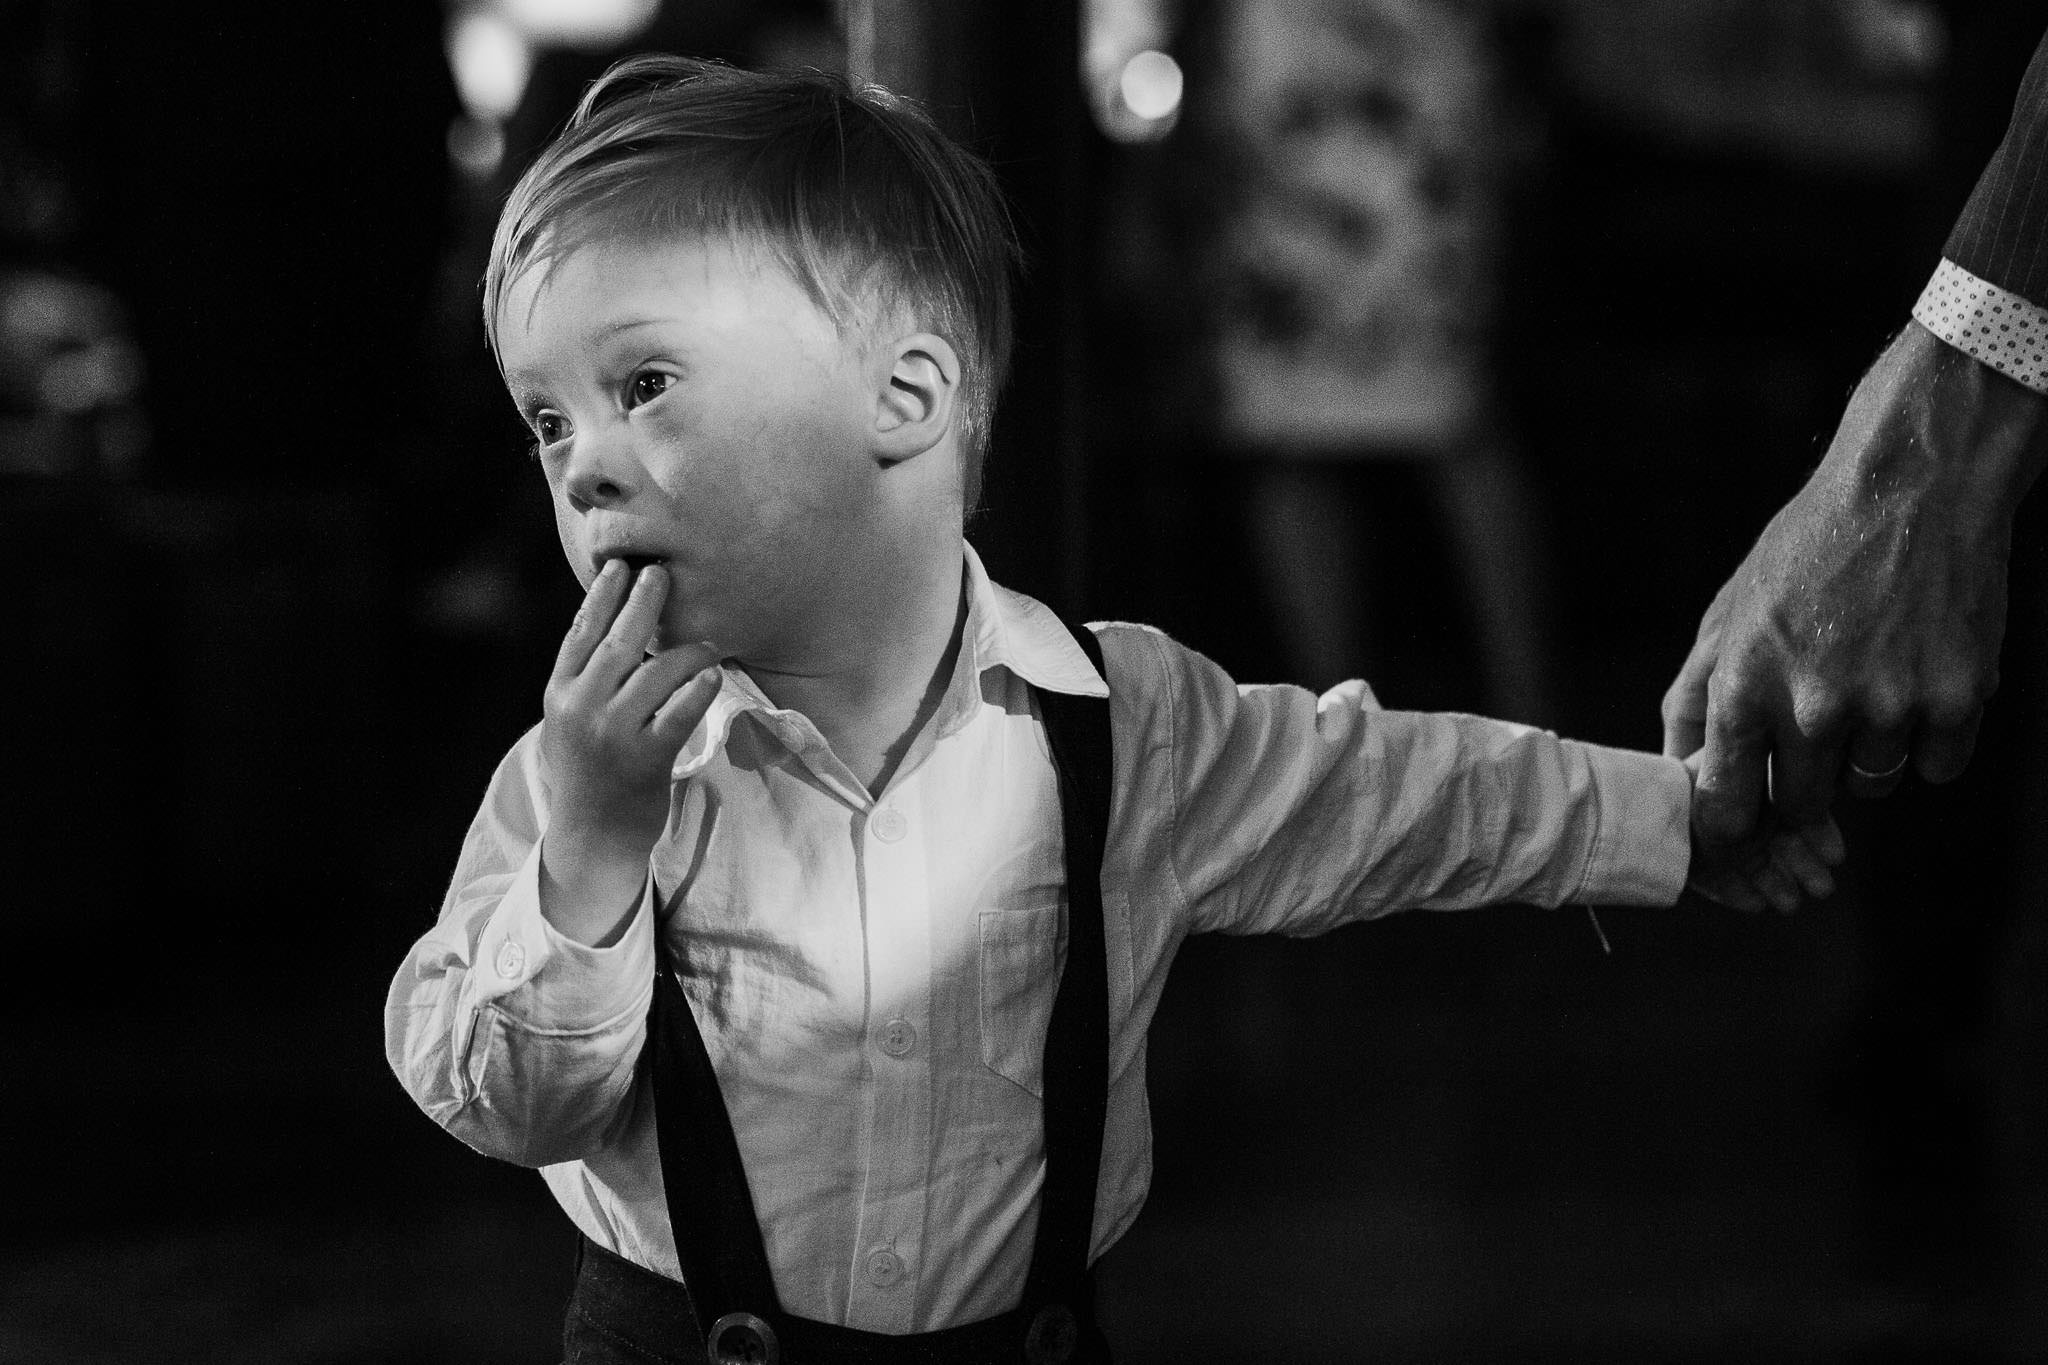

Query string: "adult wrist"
[1902, 254, 2048, 523]
[1919, 320, 2048, 534]
[1837, 321, 2048, 539]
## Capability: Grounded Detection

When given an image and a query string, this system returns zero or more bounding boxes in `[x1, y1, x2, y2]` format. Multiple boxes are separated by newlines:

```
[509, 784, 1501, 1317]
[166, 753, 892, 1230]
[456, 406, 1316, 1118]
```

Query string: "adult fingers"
[553, 558, 629, 681]
[1769, 732, 1841, 828]
[1914, 706, 1983, 785]
[1693, 690, 1772, 847]
[1842, 726, 1912, 799]
[1662, 588, 1731, 759]
[1661, 642, 1714, 760]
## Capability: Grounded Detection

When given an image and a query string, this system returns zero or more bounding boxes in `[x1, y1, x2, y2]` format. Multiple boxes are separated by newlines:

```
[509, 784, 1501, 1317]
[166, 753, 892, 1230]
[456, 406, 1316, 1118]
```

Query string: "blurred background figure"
[1198, 0, 1556, 718]
[0, 0, 148, 484]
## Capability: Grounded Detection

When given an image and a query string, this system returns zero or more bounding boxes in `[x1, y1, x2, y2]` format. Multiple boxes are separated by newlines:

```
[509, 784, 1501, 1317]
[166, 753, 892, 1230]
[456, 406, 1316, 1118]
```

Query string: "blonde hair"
[485, 55, 1021, 506]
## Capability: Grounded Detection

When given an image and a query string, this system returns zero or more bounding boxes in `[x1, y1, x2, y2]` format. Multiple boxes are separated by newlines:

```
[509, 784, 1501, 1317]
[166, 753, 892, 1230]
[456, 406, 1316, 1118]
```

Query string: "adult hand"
[1681, 750, 1846, 915]
[1662, 322, 2045, 846]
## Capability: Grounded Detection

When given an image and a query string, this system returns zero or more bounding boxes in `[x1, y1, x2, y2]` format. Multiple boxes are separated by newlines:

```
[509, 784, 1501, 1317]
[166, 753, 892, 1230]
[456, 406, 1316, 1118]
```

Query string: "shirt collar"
[959, 540, 1108, 701]
[673, 541, 1105, 782]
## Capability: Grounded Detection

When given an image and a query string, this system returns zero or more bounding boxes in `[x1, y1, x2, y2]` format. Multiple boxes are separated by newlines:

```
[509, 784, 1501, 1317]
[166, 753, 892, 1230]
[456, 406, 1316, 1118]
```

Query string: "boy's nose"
[561, 431, 634, 509]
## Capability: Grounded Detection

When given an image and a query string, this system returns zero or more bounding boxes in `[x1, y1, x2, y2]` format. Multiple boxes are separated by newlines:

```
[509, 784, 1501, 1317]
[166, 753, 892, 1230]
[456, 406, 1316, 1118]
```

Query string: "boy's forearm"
[388, 787, 656, 1168]
[540, 821, 658, 948]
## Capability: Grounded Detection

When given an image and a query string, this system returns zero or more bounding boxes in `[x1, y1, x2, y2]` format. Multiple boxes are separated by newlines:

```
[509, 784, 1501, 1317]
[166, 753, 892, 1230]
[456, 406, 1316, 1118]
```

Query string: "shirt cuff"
[1573, 745, 1692, 907]
[464, 840, 658, 1032]
[1913, 257, 2048, 395]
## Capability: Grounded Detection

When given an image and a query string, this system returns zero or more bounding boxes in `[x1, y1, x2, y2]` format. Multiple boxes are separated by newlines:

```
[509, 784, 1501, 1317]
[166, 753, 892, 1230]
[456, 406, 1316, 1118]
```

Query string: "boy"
[386, 55, 1840, 1364]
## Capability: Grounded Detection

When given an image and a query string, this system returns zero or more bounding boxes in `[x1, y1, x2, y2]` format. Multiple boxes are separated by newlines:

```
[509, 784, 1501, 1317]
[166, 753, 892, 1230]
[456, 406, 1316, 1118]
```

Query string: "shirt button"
[865, 1248, 905, 1287]
[877, 1018, 918, 1057]
[493, 940, 526, 980]
[871, 807, 908, 843]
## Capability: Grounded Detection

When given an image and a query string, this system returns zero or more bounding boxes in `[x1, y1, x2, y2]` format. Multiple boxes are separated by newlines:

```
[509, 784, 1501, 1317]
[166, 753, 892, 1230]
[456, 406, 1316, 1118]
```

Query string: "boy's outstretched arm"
[1098, 625, 1696, 939]
[385, 562, 721, 1168]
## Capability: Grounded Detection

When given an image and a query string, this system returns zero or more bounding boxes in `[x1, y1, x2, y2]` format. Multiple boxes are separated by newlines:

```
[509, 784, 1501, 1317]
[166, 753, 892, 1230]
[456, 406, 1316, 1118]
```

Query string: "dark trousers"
[563, 1237, 1112, 1365]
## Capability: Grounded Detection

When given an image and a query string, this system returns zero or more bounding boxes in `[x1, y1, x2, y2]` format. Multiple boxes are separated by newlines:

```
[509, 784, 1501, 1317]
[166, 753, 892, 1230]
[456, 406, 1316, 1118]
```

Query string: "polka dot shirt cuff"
[1913, 258, 2048, 394]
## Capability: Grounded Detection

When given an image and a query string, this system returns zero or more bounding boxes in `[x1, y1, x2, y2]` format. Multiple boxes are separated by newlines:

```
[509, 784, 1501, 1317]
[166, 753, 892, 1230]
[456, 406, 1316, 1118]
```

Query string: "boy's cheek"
[552, 513, 597, 590]
[658, 591, 708, 650]
[655, 585, 736, 661]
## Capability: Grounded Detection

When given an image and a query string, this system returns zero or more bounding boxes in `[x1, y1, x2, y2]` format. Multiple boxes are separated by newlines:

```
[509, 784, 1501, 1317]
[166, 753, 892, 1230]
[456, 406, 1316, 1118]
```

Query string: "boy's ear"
[871, 332, 961, 465]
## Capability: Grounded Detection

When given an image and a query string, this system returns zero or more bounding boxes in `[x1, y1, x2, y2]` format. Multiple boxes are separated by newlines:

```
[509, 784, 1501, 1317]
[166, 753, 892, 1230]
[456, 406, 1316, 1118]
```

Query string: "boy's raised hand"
[1682, 751, 1846, 914]
[537, 560, 723, 945]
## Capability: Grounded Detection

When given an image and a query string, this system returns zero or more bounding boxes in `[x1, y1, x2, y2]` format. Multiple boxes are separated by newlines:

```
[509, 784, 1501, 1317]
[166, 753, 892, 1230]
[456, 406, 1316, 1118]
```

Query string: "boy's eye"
[533, 411, 569, 445]
[627, 371, 672, 408]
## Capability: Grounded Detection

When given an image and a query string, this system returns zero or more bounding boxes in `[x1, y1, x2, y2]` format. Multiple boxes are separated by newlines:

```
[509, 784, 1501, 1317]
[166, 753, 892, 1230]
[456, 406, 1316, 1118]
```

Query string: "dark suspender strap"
[650, 926, 781, 1327]
[1022, 619, 1113, 1313]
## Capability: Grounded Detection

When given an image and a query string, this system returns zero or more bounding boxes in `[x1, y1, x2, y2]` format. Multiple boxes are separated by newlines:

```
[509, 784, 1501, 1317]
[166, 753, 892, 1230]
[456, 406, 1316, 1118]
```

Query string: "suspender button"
[705, 1310, 778, 1365]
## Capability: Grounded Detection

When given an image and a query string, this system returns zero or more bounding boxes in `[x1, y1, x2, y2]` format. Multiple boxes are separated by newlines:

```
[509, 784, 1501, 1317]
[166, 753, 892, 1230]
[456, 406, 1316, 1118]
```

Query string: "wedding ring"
[1848, 754, 1909, 781]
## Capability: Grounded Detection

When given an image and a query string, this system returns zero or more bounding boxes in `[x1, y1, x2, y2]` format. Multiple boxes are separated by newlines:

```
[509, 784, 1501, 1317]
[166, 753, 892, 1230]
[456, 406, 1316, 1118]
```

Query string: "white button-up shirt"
[386, 544, 1690, 1333]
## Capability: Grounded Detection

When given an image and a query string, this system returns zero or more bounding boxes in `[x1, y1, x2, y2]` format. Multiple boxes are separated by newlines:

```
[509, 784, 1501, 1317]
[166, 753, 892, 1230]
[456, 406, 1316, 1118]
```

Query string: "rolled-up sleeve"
[1101, 625, 1690, 938]
[384, 726, 657, 1168]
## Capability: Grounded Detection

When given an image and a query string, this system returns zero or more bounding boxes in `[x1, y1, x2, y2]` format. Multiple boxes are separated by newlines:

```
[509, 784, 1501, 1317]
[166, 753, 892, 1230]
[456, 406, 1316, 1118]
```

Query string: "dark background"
[6, 1, 2048, 1359]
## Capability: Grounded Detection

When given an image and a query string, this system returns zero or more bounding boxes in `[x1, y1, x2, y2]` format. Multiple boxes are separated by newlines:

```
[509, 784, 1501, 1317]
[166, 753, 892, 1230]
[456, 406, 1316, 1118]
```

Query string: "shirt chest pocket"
[978, 905, 1062, 1098]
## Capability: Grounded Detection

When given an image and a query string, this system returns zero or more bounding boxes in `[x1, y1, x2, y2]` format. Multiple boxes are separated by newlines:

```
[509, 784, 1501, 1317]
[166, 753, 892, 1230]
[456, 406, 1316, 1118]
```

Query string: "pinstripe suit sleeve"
[1947, 25, 2048, 305]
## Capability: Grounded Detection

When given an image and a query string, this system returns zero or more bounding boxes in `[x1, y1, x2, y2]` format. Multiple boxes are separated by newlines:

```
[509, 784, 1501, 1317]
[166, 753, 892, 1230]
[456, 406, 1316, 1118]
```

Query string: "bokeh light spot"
[1119, 50, 1183, 123]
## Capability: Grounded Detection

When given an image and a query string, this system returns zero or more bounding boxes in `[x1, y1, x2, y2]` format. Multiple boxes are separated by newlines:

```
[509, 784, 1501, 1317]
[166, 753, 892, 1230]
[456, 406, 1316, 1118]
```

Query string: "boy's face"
[497, 233, 884, 661]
